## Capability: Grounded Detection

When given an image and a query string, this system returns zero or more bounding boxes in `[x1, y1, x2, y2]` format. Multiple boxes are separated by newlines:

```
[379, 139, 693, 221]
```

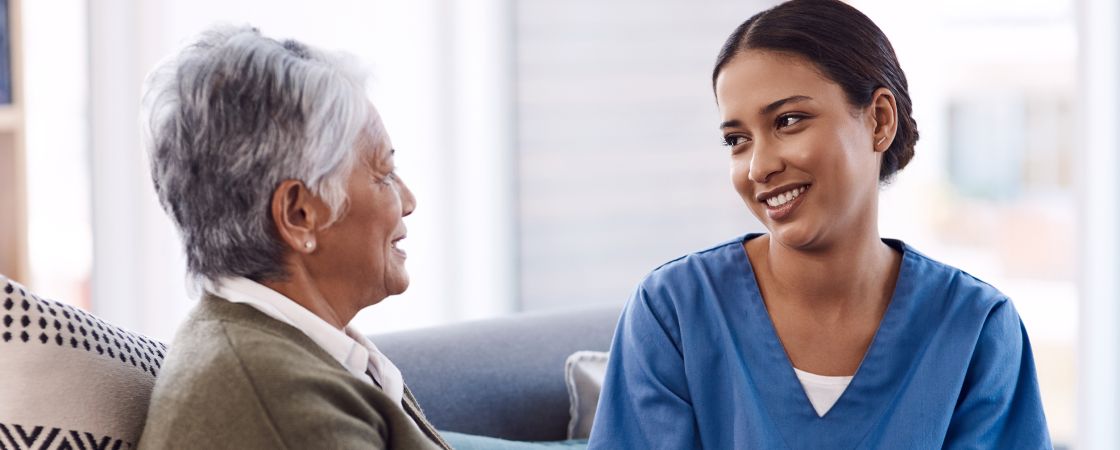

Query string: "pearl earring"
[304, 241, 315, 250]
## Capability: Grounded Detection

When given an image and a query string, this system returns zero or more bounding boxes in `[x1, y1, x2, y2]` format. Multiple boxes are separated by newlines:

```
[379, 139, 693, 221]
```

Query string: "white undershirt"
[793, 367, 853, 417]
[205, 277, 405, 406]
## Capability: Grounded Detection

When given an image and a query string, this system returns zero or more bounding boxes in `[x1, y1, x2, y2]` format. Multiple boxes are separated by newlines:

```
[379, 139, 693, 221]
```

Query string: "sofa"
[376, 306, 620, 442]
[0, 273, 621, 448]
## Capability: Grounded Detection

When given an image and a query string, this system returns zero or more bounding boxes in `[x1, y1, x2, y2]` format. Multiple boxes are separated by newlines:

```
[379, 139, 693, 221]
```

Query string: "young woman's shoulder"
[898, 240, 1013, 320]
[625, 235, 755, 333]
[640, 234, 751, 293]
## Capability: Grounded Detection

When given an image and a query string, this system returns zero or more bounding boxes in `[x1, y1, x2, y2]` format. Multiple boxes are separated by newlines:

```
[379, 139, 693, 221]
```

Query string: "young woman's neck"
[755, 229, 899, 308]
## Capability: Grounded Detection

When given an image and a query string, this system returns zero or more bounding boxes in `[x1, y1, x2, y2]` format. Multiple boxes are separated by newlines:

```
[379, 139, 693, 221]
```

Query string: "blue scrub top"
[588, 234, 1051, 449]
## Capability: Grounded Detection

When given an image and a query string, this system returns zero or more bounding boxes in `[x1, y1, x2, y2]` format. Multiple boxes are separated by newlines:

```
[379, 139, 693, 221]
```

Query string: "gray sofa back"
[374, 306, 620, 441]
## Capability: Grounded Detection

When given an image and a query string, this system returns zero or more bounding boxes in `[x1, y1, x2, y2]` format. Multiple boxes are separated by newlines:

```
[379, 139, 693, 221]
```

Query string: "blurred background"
[0, 0, 1116, 447]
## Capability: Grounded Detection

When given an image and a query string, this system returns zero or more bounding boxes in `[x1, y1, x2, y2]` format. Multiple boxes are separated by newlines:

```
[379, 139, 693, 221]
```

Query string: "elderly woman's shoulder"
[162, 297, 338, 382]
[142, 297, 394, 449]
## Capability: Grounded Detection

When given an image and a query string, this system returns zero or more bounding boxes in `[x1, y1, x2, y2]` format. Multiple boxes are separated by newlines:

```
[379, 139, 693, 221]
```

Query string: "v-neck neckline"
[730, 233, 918, 446]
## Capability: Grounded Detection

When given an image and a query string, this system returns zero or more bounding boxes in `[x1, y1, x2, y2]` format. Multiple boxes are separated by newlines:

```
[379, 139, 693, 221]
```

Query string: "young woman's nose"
[747, 140, 785, 184]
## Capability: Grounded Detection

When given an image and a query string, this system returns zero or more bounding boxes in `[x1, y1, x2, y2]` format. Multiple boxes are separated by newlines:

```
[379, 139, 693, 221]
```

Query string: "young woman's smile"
[758, 184, 809, 221]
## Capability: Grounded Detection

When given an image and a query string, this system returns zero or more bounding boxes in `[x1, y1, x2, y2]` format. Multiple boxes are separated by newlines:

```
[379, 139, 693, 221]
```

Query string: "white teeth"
[765, 186, 806, 208]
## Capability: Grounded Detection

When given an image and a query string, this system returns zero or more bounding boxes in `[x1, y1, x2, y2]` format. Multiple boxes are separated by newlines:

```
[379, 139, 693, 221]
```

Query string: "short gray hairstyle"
[141, 25, 378, 283]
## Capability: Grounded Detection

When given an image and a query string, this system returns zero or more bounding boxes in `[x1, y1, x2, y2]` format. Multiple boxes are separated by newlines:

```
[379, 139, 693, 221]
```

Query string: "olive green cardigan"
[138, 295, 450, 449]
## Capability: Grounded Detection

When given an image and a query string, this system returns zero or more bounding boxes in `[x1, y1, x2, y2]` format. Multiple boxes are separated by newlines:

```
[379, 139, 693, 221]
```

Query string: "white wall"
[23, 1, 92, 308]
[1077, 0, 1120, 447]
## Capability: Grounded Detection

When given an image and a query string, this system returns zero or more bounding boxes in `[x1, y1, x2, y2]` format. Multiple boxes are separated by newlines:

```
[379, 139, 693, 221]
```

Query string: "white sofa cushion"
[564, 350, 609, 440]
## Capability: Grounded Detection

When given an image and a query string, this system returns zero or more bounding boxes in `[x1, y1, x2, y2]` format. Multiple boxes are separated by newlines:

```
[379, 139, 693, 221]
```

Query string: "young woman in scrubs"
[587, 0, 1052, 448]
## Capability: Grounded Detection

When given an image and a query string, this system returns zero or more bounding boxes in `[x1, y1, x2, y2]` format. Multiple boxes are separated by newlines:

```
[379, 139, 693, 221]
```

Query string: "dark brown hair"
[713, 0, 918, 182]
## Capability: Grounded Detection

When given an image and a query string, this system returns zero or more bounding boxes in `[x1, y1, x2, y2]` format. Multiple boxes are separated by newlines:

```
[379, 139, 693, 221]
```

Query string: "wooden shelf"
[0, 104, 23, 130]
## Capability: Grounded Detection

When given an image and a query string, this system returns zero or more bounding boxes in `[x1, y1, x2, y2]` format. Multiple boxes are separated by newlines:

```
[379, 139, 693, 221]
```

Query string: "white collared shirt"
[205, 277, 405, 406]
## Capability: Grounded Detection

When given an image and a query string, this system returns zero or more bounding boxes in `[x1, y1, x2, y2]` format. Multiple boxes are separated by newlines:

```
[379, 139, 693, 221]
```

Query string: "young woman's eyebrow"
[720, 95, 815, 130]
[759, 95, 813, 115]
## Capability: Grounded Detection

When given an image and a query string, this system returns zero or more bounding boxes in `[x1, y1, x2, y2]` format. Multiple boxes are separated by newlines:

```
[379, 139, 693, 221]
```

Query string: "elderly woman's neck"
[263, 273, 355, 330]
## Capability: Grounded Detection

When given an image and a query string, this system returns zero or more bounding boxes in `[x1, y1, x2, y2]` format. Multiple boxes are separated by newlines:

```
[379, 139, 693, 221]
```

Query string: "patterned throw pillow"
[0, 275, 167, 449]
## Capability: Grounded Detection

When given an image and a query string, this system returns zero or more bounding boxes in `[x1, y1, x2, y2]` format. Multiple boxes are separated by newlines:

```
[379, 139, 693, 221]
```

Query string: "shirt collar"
[205, 277, 404, 405]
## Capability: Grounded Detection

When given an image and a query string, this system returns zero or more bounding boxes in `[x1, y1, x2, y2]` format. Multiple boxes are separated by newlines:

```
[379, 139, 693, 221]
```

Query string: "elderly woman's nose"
[399, 178, 416, 217]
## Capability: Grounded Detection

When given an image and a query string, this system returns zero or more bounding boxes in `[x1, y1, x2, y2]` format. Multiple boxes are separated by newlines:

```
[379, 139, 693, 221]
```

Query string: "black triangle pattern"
[0, 422, 133, 450]
[0, 278, 168, 378]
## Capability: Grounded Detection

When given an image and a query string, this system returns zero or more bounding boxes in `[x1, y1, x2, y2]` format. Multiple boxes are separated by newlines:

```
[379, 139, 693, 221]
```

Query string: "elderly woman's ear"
[271, 180, 327, 253]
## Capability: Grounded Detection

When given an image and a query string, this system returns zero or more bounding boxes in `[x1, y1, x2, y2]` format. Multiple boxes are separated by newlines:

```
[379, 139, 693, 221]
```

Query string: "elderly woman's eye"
[776, 114, 806, 129]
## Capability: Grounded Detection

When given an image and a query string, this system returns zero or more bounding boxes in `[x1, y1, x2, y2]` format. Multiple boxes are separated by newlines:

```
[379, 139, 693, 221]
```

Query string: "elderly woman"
[137, 26, 449, 449]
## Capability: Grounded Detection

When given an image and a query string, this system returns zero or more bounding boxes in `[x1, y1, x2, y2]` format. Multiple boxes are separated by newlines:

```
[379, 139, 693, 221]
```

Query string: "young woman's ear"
[270, 180, 323, 253]
[869, 87, 898, 153]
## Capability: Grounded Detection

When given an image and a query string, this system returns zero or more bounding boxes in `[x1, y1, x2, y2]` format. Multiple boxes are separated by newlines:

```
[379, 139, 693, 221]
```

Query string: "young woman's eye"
[776, 114, 806, 129]
[722, 135, 749, 147]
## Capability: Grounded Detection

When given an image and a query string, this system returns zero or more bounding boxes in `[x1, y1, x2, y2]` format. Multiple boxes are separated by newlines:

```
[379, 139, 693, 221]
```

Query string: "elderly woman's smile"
[391, 234, 407, 258]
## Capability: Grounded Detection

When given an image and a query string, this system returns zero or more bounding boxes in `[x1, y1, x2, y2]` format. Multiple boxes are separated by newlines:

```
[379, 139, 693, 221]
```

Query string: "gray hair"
[140, 25, 378, 283]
